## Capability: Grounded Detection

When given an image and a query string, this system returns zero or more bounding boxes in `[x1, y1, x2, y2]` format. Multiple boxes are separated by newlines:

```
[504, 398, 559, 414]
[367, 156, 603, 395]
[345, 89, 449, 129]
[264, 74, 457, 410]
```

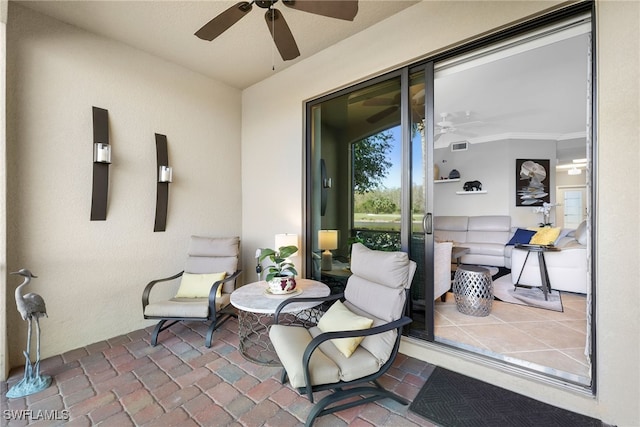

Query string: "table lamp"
[274, 233, 298, 254]
[318, 230, 338, 271]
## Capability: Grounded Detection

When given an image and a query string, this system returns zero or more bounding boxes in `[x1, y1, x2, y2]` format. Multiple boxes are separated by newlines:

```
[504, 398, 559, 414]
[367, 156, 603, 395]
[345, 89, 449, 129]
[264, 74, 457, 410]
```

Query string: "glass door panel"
[306, 75, 403, 294]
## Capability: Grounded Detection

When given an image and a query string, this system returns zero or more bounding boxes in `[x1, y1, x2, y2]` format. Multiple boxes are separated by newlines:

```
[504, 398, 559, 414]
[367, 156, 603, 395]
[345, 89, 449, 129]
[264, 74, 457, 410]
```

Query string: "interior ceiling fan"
[360, 88, 426, 124]
[435, 112, 482, 140]
[195, 0, 359, 61]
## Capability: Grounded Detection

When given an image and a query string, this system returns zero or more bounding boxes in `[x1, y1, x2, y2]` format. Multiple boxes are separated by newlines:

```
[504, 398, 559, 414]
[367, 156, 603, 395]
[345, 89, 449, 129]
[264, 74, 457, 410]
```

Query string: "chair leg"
[205, 312, 236, 347]
[305, 384, 409, 427]
[151, 320, 179, 346]
[205, 319, 218, 348]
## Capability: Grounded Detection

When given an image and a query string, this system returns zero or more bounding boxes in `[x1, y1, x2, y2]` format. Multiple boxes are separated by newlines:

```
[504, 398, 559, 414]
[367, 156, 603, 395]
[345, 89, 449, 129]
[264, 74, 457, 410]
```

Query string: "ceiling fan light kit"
[195, 0, 358, 62]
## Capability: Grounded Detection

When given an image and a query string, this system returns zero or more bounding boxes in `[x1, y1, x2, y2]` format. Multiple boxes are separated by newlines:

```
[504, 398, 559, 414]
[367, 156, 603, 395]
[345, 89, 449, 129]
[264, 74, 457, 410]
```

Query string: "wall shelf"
[456, 190, 487, 195]
[435, 178, 460, 183]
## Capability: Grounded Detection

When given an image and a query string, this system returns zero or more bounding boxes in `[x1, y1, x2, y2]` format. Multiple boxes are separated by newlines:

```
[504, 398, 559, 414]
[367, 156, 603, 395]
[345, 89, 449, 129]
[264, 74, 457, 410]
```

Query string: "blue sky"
[381, 125, 423, 189]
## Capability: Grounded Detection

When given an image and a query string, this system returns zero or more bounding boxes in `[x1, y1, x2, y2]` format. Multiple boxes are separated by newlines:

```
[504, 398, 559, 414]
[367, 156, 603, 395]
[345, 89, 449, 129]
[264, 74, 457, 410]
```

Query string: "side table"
[513, 244, 561, 301]
[230, 279, 329, 366]
[453, 265, 493, 316]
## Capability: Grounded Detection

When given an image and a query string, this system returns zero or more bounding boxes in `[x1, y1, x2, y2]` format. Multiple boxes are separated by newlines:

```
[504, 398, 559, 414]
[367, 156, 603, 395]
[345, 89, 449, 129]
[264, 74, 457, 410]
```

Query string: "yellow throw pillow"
[175, 272, 226, 298]
[528, 227, 561, 245]
[317, 300, 373, 358]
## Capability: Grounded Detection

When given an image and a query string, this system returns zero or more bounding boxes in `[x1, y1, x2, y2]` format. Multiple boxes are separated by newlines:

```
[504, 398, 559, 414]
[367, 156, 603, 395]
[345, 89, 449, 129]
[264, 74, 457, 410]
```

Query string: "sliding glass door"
[305, 4, 594, 391]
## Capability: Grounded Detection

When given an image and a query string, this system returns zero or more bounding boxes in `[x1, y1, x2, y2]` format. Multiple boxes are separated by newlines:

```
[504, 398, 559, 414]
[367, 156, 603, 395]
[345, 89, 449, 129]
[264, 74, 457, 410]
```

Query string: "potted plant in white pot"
[258, 245, 298, 294]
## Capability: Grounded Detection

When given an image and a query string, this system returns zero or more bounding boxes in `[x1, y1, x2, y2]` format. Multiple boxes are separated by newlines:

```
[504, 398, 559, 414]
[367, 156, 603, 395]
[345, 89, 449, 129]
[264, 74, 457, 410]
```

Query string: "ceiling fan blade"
[265, 9, 300, 61]
[366, 106, 398, 124]
[283, 0, 358, 21]
[195, 2, 252, 41]
[363, 97, 397, 107]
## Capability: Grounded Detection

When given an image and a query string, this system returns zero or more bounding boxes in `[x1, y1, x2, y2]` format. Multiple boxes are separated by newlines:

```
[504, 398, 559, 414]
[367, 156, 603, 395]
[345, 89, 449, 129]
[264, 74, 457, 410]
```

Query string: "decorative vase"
[268, 276, 297, 294]
[434, 164, 440, 180]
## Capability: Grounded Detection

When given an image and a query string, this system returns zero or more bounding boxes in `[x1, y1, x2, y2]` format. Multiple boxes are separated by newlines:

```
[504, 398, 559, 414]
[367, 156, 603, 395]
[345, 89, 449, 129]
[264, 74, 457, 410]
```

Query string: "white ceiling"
[13, 0, 590, 163]
[15, 0, 418, 89]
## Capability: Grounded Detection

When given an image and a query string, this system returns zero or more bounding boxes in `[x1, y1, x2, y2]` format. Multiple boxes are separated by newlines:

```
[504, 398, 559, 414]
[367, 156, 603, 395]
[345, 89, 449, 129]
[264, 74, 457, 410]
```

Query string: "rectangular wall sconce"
[154, 133, 171, 232]
[90, 106, 110, 221]
[158, 165, 173, 183]
[93, 143, 111, 164]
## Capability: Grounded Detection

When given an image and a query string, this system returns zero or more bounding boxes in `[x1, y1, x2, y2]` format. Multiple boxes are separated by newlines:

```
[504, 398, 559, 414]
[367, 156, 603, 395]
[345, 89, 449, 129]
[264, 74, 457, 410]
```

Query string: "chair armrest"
[142, 271, 184, 311]
[301, 316, 412, 395]
[208, 269, 243, 309]
[273, 293, 344, 324]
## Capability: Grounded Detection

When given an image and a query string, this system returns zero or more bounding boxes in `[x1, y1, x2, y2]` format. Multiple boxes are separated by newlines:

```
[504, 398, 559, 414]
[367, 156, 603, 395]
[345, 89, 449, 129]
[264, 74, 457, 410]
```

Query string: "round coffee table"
[230, 279, 329, 365]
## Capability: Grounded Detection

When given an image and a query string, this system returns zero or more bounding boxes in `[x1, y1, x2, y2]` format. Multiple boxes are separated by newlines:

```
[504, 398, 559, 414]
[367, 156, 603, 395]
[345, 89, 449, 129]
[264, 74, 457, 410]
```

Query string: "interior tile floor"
[1, 318, 436, 427]
[435, 291, 590, 382]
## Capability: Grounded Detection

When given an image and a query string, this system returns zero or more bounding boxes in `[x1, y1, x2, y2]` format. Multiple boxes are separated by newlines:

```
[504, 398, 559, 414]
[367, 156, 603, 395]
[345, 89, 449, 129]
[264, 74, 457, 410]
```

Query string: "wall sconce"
[90, 106, 110, 221]
[154, 133, 171, 232]
[158, 165, 173, 183]
[93, 143, 111, 164]
[318, 229, 338, 271]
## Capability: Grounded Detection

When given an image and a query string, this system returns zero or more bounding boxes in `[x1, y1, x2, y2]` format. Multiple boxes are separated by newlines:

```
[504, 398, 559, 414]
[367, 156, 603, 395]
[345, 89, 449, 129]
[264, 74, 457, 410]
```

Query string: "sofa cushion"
[529, 227, 561, 245]
[575, 220, 588, 245]
[507, 228, 537, 246]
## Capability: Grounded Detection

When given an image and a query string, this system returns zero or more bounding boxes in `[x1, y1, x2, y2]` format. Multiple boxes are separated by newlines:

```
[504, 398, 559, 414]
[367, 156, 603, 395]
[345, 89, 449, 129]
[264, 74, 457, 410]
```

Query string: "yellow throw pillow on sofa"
[317, 300, 373, 358]
[175, 272, 226, 298]
[528, 227, 561, 245]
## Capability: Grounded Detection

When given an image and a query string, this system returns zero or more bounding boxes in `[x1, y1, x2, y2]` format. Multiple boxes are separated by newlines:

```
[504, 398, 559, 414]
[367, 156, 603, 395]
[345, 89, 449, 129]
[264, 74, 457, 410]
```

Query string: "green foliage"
[354, 231, 401, 252]
[258, 246, 298, 282]
[353, 131, 393, 194]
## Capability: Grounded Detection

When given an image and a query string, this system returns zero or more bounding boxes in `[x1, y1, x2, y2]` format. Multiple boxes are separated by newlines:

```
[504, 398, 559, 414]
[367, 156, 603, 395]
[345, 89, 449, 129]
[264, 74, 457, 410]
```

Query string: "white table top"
[230, 279, 330, 314]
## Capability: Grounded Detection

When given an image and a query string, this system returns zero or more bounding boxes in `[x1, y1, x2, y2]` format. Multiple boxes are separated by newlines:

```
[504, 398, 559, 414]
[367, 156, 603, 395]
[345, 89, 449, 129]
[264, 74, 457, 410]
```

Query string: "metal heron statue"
[7, 268, 52, 398]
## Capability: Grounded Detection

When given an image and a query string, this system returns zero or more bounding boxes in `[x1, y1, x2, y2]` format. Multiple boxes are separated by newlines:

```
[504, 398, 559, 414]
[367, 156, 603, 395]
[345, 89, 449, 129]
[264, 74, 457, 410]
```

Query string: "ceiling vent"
[451, 141, 469, 152]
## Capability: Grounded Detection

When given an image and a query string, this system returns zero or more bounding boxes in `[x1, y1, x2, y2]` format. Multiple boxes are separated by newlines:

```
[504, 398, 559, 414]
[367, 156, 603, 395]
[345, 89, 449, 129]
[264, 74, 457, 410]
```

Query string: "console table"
[514, 244, 561, 301]
[230, 279, 329, 366]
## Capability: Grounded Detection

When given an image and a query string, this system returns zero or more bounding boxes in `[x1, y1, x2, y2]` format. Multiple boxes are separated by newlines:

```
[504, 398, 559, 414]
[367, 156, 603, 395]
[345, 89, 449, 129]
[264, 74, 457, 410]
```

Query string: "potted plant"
[258, 245, 298, 294]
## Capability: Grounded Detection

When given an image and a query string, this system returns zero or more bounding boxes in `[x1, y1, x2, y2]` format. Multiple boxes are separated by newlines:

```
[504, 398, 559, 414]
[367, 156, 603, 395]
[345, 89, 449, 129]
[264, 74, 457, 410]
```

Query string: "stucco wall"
[5, 4, 242, 367]
[241, 1, 639, 425]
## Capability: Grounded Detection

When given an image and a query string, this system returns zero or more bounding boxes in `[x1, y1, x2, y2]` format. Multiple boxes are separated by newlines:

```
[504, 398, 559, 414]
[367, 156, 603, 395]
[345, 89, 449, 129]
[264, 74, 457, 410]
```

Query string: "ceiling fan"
[195, 0, 359, 61]
[435, 112, 482, 140]
[361, 88, 426, 124]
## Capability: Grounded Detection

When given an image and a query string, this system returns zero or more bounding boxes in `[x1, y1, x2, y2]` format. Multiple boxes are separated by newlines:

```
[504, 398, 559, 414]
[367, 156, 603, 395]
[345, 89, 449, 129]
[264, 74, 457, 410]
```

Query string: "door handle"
[423, 213, 433, 234]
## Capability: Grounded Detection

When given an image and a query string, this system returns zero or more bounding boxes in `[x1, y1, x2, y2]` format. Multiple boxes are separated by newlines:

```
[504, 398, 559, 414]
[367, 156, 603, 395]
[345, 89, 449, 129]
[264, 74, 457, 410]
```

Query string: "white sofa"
[434, 215, 588, 294]
[510, 224, 588, 294]
[434, 215, 513, 268]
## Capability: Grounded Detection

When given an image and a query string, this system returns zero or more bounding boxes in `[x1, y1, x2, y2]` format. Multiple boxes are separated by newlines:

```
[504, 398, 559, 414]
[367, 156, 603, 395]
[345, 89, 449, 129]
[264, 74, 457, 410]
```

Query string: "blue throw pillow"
[506, 228, 537, 246]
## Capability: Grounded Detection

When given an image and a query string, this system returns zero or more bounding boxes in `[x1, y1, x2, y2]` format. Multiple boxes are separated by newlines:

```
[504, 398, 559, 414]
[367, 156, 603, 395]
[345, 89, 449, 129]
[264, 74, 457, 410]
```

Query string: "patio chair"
[142, 236, 241, 347]
[269, 242, 416, 426]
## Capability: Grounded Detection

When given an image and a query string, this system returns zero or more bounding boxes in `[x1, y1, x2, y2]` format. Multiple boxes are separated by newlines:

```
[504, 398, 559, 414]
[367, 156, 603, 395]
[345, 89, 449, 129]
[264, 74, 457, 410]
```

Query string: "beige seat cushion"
[144, 294, 230, 318]
[269, 325, 340, 389]
[308, 326, 381, 383]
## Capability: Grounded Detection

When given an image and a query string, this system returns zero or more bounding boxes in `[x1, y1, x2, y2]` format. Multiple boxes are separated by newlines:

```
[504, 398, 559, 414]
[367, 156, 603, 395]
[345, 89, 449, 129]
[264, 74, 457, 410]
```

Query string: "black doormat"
[409, 367, 603, 426]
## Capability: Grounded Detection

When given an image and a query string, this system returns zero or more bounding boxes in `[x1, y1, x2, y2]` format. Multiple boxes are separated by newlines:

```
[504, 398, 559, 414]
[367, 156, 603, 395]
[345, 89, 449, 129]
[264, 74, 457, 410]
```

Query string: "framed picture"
[515, 159, 550, 206]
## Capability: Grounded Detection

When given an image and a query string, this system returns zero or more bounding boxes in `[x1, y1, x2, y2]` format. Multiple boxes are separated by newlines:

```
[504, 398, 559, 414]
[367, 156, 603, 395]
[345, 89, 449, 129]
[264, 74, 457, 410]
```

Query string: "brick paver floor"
[1, 318, 436, 426]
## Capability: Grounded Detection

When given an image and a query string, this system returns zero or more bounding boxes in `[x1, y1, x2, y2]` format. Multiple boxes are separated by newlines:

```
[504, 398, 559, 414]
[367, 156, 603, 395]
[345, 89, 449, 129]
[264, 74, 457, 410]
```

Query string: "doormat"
[492, 274, 563, 312]
[409, 367, 602, 426]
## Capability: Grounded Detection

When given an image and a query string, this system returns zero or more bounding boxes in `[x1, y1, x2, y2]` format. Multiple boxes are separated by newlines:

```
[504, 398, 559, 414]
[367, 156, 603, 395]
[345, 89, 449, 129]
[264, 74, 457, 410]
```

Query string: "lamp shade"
[318, 230, 338, 250]
[275, 233, 298, 255]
